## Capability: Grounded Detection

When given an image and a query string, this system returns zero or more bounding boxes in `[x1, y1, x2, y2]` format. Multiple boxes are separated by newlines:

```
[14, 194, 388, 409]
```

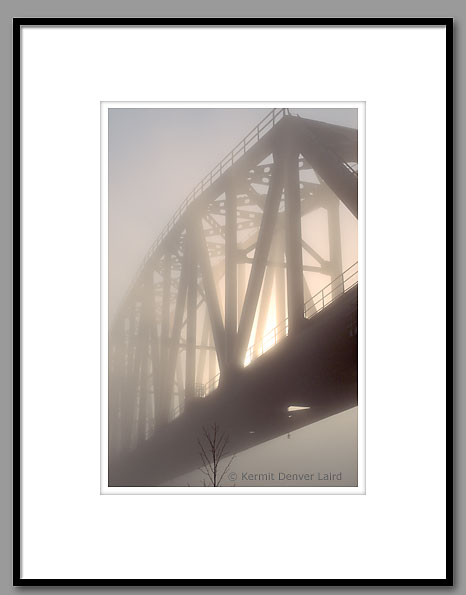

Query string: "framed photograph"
[15, 18, 452, 585]
[103, 101, 363, 494]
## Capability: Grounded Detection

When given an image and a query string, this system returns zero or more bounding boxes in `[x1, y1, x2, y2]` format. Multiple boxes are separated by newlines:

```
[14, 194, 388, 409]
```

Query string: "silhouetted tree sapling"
[197, 423, 235, 487]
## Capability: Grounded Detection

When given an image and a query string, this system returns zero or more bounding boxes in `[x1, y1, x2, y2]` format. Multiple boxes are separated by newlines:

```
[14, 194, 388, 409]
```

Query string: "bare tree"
[197, 423, 235, 487]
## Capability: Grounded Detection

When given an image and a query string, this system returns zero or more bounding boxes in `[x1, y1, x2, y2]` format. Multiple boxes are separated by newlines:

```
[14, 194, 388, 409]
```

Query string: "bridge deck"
[109, 284, 358, 487]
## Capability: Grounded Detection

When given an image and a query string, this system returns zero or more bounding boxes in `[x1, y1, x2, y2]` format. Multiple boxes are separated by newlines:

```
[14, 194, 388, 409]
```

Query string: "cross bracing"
[108, 109, 358, 460]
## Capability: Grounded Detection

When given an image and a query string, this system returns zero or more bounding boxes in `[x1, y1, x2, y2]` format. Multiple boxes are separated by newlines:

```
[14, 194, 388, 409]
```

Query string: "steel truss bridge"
[109, 108, 358, 486]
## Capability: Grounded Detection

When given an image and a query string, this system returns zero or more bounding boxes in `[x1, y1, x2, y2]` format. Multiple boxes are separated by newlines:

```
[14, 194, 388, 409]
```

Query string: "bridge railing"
[242, 261, 358, 368]
[168, 261, 359, 419]
[114, 107, 290, 326]
[304, 261, 358, 317]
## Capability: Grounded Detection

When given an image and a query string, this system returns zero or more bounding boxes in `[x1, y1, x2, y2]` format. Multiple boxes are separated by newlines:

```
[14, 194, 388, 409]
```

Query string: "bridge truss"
[108, 108, 358, 464]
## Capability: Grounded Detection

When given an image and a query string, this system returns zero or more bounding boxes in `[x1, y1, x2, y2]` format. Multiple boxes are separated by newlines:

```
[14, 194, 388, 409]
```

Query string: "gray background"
[2, 3, 462, 592]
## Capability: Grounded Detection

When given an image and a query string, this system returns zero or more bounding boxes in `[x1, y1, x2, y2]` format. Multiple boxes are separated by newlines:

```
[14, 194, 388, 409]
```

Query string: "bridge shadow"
[109, 285, 357, 487]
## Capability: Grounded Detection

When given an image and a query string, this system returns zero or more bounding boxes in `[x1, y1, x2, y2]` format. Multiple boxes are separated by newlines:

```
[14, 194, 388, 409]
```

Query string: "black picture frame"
[13, 17, 453, 587]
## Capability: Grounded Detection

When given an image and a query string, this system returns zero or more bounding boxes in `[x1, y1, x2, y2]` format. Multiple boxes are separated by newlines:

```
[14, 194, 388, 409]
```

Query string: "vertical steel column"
[108, 342, 117, 458]
[176, 360, 185, 414]
[327, 194, 343, 299]
[185, 223, 198, 400]
[196, 310, 210, 385]
[209, 331, 216, 381]
[121, 312, 134, 452]
[275, 230, 286, 325]
[109, 321, 124, 458]
[149, 316, 159, 436]
[284, 145, 305, 334]
[225, 188, 237, 370]
[165, 248, 189, 417]
[137, 344, 148, 444]
[128, 303, 143, 450]
[137, 276, 153, 444]
[158, 253, 172, 425]
[237, 262, 246, 324]
[253, 229, 287, 354]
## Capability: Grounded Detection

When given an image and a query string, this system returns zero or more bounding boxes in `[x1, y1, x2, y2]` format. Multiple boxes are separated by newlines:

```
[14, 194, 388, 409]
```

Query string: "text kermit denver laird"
[240, 472, 343, 481]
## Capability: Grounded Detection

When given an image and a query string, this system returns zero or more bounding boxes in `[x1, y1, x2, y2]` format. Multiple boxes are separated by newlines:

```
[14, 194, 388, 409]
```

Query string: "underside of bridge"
[108, 108, 359, 486]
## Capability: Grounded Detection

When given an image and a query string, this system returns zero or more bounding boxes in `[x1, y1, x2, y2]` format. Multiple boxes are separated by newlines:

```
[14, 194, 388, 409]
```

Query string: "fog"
[162, 408, 358, 488]
[108, 107, 358, 321]
[108, 107, 359, 488]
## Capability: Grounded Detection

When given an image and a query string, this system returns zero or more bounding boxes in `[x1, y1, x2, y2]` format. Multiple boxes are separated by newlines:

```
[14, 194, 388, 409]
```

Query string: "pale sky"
[108, 107, 359, 486]
[108, 107, 358, 320]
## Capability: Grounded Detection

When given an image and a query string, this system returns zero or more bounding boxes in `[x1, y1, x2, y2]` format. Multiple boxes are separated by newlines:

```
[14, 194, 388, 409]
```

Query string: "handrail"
[243, 261, 358, 370]
[169, 261, 358, 420]
[113, 107, 290, 327]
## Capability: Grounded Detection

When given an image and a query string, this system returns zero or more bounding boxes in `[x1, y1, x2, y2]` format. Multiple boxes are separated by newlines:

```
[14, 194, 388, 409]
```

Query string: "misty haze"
[107, 106, 359, 489]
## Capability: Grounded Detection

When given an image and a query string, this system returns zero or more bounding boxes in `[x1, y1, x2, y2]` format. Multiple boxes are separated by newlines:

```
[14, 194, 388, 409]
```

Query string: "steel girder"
[108, 113, 358, 460]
